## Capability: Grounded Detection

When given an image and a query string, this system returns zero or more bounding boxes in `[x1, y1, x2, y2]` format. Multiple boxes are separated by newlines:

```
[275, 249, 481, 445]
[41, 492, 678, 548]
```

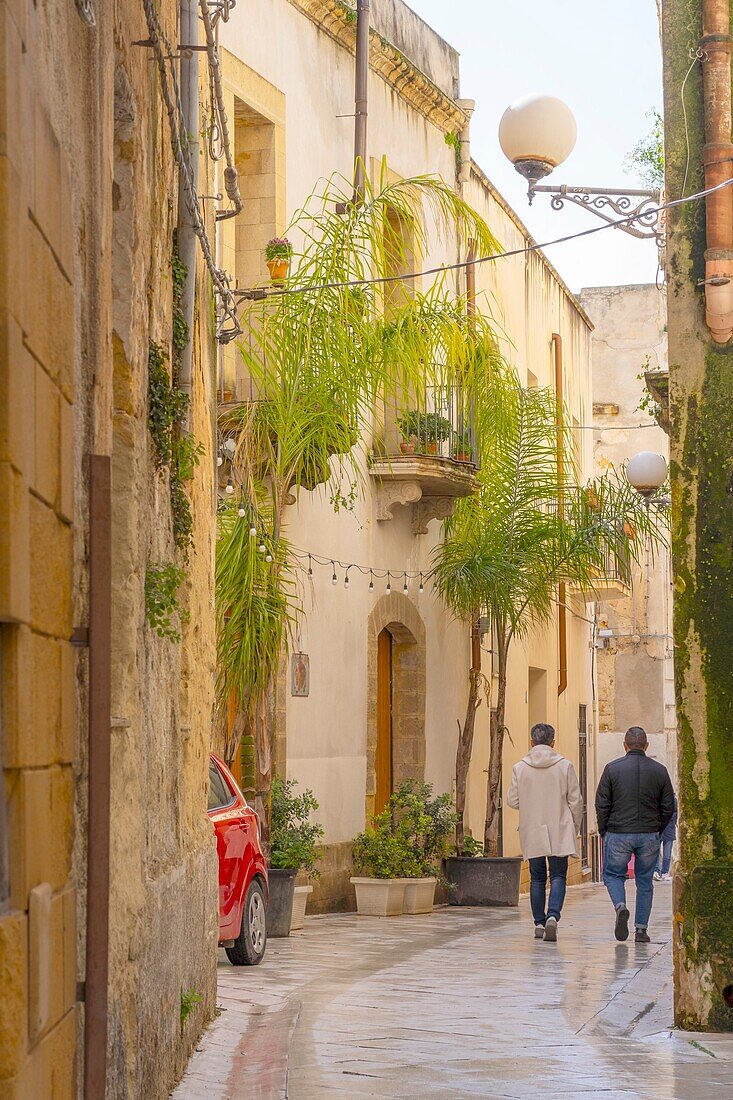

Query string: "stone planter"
[401, 876, 436, 914]
[290, 884, 313, 932]
[350, 877, 406, 916]
[444, 857, 522, 907]
[267, 867, 297, 936]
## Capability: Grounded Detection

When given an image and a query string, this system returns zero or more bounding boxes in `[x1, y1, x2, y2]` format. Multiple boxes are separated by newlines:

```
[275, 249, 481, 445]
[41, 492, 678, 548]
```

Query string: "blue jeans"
[529, 855, 569, 924]
[603, 832, 661, 929]
[657, 839, 673, 876]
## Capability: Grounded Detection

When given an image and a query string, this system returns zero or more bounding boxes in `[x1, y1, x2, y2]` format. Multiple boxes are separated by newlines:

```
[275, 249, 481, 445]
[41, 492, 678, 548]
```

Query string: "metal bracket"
[527, 181, 661, 240]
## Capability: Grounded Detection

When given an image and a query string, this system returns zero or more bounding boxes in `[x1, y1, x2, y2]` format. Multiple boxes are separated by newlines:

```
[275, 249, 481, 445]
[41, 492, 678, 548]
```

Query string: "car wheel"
[225, 879, 267, 966]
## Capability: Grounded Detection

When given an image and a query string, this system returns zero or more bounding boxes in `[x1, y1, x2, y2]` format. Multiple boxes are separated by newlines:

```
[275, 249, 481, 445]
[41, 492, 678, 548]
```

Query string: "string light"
[258, 540, 267, 554]
[419, 573, 424, 594]
[308, 554, 313, 577]
[386, 571, 391, 594]
[331, 561, 338, 585]
[216, 449, 223, 467]
[344, 567, 350, 590]
[238, 502, 246, 518]
[403, 573, 409, 594]
[225, 476, 234, 494]
[265, 551, 273, 563]
[369, 570, 374, 591]
[249, 524, 257, 537]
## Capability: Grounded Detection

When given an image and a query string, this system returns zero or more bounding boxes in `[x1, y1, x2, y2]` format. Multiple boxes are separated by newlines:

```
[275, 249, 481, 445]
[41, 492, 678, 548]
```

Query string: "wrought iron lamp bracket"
[527, 181, 661, 240]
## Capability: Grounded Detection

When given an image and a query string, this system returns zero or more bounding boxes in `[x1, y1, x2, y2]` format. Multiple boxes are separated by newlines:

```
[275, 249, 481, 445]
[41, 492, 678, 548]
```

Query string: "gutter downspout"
[177, 0, 200, 427]
[701, 0, 733, 343]
[457, 99, 475, 187]
[353, 0, 370, 202]
[552, 333, 568, 697]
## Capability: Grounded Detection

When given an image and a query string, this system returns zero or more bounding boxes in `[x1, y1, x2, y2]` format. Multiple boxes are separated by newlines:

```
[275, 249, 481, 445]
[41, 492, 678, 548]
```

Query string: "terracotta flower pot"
[455, 451, 471, 463]
[266, 258, 290, 282]
[400, 441, 415, 455]
[426, 441, 438, 455]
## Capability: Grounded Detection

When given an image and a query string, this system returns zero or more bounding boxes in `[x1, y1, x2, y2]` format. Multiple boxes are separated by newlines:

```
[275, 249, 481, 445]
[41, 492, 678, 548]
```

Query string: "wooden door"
[376, 628, 393, 815]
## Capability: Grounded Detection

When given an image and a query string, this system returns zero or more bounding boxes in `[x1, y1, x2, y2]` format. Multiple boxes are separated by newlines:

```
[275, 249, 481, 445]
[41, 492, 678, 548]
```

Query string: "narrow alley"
[174, 885, 733, 1099]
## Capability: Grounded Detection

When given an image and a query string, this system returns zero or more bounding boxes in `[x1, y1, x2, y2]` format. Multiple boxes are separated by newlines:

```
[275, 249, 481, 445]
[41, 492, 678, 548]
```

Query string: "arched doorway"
[367, 594, 426, 821]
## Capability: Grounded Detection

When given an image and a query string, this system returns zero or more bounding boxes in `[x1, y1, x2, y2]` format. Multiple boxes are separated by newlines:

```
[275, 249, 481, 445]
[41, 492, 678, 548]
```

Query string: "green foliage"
[461, 834, 484, 857]
[269, 776, 324, 875]
[397, 410, 453, 444]
[171, 241, 190, 369]
[145, 563, 189, 643]
[174, 435, 205, 483]
[445, 129, 461, 174]
[180, 988, 201, 1028]
[625, 109, 664, 189]
[264, 236, 293, 261]
[352, 782, 456, 879]
[636, 355, 664, 421]
[148, 343, 188, 469]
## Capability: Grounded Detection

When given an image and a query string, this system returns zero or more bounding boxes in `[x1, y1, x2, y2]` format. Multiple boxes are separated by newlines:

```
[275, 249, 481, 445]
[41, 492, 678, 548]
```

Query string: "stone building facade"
[219, 0, 597, 907]
[1, 1, 218, 1096]
[580, 284, 676, 786]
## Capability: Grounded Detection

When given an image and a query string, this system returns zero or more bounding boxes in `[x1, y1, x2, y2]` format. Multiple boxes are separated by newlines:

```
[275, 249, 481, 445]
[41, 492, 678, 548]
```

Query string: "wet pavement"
[173, 882, 733, 1099]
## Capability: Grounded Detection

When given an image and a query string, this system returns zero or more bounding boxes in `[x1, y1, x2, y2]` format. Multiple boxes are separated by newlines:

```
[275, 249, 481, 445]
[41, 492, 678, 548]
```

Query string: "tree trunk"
[484, 630, 508, 855]
[252, 673, 275, 853]
[455, 667, 482, 852]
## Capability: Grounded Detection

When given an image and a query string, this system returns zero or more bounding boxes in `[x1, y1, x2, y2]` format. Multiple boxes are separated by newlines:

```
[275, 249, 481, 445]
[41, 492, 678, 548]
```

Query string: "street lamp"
[498, 94, 661, 240]
[625, 451, 668, 501]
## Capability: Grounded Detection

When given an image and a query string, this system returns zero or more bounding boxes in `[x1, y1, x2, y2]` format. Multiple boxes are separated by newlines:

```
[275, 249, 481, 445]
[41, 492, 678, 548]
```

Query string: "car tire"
[225, 879, 267, 966]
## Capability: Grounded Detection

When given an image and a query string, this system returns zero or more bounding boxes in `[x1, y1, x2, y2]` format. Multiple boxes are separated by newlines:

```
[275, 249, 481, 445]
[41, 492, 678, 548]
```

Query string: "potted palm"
[433, 383, 665, 903]
[268, 776, 324, 936]
[265, 236, 293, 282]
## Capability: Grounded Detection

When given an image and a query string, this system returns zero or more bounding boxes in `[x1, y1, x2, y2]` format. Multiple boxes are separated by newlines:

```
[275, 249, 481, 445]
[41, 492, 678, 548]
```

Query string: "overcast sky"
[406, 0, 663, 293]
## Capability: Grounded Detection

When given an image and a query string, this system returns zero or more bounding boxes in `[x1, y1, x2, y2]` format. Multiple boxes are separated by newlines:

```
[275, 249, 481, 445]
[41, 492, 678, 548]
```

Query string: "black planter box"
[267, 867, 297, 936]
[444, 856, 522, 907]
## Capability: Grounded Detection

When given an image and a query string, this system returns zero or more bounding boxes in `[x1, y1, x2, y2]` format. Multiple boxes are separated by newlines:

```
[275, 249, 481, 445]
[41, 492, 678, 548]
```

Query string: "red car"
[208, 753, 268, 965]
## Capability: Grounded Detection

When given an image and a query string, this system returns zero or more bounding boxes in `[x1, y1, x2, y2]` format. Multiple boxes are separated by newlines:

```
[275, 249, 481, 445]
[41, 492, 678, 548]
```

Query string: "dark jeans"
[658, 838, 673, 876]
[529, 855, 569, 925]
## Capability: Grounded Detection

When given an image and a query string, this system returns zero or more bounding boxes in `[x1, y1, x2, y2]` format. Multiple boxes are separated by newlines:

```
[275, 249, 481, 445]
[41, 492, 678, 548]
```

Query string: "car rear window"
[208, 761, 235, 810]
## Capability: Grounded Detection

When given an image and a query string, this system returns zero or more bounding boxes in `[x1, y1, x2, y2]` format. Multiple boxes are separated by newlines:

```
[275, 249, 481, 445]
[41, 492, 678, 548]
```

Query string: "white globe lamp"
[625, 452, 668, 499]
[498, 95, 577, 183]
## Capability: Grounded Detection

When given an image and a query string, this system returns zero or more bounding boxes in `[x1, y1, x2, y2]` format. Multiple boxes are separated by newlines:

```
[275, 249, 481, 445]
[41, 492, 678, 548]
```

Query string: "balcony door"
[376, 628, 394, 815]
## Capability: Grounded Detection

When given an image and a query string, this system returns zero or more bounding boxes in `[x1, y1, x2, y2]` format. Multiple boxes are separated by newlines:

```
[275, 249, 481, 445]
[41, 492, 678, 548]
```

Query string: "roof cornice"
[286, 0, 468, 133]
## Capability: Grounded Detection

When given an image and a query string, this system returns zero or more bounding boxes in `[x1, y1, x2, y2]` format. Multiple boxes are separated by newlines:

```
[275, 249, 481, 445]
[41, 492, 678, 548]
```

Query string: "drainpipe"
[353, 0, 370, 202]
[552, 333, 568, 697]
[84, 456, 112, 1100]
[701, 0, 733, 343]
[457, 99, 475, 188]
[177, 0, 199, 426]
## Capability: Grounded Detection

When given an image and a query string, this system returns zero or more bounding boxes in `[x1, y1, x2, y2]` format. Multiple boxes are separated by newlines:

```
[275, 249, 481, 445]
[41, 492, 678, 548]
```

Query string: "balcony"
[570, 548, 632, 604]
[370, 385, 479, 534]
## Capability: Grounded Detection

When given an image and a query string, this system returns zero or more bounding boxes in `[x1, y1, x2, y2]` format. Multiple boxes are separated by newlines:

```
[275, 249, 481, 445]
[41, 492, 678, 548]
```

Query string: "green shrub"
[397, 410, 452, 444]
[145, 563, 189, 643]
[352, 781, 456, 879]
[269, 776, 324, 875]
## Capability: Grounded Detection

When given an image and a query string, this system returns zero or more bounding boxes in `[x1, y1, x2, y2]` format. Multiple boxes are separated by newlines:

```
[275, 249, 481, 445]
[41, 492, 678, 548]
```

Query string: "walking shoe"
[614, 904, 630, 941]
[635, 928, 651, 944]
[544, 916, 558, 942]
[653, 871, 661, 881]
[534, 924, 545, 939]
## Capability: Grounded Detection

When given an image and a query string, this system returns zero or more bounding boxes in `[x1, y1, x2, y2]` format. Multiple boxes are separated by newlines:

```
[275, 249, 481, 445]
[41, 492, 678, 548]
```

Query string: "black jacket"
[595, 751, 675, 836]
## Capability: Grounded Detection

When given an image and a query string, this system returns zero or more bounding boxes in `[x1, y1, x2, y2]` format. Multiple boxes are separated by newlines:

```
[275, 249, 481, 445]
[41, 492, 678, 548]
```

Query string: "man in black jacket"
[595, 726, 675, 943]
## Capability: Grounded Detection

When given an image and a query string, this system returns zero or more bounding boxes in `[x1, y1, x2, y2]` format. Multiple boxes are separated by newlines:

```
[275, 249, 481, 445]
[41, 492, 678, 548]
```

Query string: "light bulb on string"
[238, 501, 246, 518]
[225, 476, 234, 495]
[344, 568, 350, 590]
[258, 541, 267, 554]
[308, 554, 313, 577]
[368, 570, 374, 591]
[265, 552, 273, 563]
[216, 449, 223, 467]
[249, 524, 257, 537]
[331, 561, 338, 585]
[419, 573, 424, 594]
[403, 573, 409, 595]
[386, 571, 391, 594]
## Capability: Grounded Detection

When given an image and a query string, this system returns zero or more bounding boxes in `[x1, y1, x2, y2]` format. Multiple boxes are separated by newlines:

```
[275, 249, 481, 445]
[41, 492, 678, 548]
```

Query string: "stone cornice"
[286, 0, 467, 133]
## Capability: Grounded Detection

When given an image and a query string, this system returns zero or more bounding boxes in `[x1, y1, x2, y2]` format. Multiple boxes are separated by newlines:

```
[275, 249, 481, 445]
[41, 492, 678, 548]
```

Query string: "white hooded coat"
[506, 744, 584, 859]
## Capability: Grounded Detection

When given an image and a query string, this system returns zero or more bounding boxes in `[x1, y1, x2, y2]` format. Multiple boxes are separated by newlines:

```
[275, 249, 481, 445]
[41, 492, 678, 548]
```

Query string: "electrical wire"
[680, 48, 706, 200]
[234, 174, 733, 302]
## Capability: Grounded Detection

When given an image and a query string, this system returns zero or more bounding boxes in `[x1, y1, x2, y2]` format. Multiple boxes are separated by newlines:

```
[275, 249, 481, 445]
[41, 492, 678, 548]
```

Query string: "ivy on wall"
[145, 562, 189, 643]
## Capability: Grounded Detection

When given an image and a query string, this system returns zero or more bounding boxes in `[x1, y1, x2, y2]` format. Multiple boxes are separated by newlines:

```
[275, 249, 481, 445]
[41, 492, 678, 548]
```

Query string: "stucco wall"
[580, 283, 676, 786]
[219, 0, 595, 897]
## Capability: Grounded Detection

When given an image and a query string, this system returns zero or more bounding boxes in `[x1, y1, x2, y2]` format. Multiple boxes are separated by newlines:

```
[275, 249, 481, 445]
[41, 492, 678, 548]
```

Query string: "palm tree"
[432, 383, 666, 855]
[215, 168, 504, 837]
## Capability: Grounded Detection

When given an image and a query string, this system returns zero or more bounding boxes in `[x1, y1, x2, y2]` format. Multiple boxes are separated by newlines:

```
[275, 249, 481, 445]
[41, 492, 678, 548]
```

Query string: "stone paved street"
[173, 883, 733, 1099]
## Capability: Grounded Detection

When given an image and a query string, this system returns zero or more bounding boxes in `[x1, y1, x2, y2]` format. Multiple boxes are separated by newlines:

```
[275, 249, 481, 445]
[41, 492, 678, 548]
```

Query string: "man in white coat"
[507, 723, 584, 942]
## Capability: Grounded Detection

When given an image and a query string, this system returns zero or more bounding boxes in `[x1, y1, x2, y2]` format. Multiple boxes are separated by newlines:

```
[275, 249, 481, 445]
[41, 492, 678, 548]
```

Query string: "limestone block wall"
[1, 1, 218, 1097]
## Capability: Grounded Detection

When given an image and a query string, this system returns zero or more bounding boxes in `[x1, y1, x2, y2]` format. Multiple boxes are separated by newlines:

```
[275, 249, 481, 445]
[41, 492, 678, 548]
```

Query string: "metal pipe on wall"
[552, 333, 568, 697]
[353, 0, 370, 201]
[84, 455, 112, 1100]
[701, 0, 733, 343]
[177, 0, 200, 425]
